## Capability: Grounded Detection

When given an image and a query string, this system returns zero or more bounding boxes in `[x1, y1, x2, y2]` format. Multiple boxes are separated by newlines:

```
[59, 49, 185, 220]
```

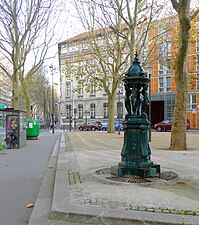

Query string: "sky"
[44, 0, 84, 84]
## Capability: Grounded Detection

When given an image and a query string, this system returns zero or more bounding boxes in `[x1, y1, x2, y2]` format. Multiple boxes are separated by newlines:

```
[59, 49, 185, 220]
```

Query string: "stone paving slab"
[50, 131, 199, 225]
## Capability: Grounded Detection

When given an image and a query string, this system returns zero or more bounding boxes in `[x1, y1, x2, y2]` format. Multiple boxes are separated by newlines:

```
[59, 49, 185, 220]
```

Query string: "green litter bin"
[0, 142, 3, 151]
[26, 119, 40, 139]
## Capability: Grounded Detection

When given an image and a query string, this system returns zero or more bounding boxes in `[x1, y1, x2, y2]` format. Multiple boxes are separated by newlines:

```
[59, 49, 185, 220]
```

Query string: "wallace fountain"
[111, 54, 160, 178]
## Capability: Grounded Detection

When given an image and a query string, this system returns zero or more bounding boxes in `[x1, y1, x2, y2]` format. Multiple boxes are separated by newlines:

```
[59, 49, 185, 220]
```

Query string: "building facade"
[58, 28, 126, 130]
[147, 17, 199, 128]
[0, 71, 12, 108]
[58, 16, 199, 130]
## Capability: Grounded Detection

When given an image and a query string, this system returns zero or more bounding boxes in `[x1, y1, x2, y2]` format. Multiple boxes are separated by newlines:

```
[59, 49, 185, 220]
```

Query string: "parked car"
[154, 119, 190, 132]
[78, 121, 102, 131]
[101, 121, 123, 131]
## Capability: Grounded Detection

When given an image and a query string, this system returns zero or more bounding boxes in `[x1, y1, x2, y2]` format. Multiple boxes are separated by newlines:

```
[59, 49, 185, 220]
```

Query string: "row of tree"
[0, 0, 62, 118]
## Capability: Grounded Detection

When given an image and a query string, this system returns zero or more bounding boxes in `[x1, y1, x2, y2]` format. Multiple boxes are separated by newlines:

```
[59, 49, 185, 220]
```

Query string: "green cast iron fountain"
[111, 53, 160, 178]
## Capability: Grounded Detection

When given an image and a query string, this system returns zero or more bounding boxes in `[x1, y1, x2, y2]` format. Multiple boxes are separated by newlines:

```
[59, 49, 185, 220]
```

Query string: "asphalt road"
[0, 130, 58, 225]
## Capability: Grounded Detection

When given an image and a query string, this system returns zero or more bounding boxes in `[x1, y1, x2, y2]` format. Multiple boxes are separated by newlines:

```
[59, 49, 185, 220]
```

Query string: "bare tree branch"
[0, 0, 62, 115]
[190, 8, 199, 20]
[170, 0, 179, 13]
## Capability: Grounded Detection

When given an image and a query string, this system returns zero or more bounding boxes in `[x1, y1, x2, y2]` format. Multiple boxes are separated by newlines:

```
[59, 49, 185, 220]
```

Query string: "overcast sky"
[44, 0, 85, 84]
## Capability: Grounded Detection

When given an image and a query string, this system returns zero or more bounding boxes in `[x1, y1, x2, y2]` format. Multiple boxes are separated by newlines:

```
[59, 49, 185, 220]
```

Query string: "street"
[0, 130, 58, 225]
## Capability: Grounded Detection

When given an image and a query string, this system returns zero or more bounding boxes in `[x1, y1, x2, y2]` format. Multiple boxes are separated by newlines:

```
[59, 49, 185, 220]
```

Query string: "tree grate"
[107, 176, 151, 183]
[95, 168, 178, 183]
[95, 168, 150, 183]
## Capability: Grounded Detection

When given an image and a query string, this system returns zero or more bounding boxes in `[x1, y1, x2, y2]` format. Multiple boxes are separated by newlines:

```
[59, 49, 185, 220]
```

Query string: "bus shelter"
[0, 108, 26, 149]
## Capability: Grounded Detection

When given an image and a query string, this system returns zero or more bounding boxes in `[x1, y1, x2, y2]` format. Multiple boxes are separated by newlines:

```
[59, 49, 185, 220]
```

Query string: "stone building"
[0, 71, 12, 107]
[58, 28, 126, 130]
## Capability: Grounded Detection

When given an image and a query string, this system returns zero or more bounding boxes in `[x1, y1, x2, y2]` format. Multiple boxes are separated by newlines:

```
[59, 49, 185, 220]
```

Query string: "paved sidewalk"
[29, 131, 199, 225]
[0, 130, 59, 225]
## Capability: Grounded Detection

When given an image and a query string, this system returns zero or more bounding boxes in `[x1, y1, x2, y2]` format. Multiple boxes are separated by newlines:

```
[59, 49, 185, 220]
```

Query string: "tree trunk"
[12, 77, 19, 109]
[169, 7, 190, 150]
[21, 78, 31, 119]
[108, 93, 116, 133]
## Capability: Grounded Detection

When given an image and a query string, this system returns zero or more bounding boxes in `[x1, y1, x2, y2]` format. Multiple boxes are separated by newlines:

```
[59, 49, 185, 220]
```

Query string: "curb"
[27, 134, 60, 225]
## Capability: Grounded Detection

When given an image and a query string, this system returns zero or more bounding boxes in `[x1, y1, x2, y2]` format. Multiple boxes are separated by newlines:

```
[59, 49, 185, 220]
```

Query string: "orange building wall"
[148, 17, 199, 128]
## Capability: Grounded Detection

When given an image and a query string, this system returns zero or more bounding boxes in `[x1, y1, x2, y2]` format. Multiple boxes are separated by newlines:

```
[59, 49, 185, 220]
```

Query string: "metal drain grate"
[107, 176, 150, 183]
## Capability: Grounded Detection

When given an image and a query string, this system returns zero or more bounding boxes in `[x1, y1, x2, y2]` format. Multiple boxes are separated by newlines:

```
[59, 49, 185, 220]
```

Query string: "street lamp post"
[74, 108, 77, 130]
[147, 66, 153, 142]
[84, 110, 90, 131]
[118, 85, 122, 135]
[85, 110, 88, 131]
[43, 89, 46, 129]
[69, 105, 72, 132]
[49, 65, 55, 134]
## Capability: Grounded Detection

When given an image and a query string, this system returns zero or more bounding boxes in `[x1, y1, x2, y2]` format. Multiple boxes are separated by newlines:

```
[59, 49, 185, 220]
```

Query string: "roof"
[58, 23, 128, 46]
[0, 108, 26, 113]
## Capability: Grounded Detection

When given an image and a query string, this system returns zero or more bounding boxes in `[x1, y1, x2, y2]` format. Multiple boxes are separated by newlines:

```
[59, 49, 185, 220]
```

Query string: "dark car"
[78, 121, 102, 131]
[154, 119, 190, 132]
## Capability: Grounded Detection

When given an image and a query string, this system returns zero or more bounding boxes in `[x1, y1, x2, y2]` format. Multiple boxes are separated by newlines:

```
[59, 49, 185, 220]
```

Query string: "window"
[78, 82, 83, 95]
[167, 41, 172, 56]
[117, 85, 123, 94]
[65, 83, 71, 97]
[159, 77, 164, 92]
[90, 81, 96, 95]
[103, 103, 108, 118]
[158, 43, 164, 58]
[166, 77, 171, 91]
[78, 104, 83, 118]
[159, 62, 168, 76]
[143, 45, 148, 56]
[197, 74, 199, 90]
[97, 37, 104, 46]
[68, 46, 73, 53]
[197, 38, 199, 52]
[82, 43, 88, 50]
[166, 59, 172, 74]
[61, 47, 67, 54]
[197, 19, 199, 28]
[66, 105, 72, 118]
[90, 103, 95, 119]
[197, 55, 199, 71]
[117, 102, 123, 119]
[121, 53, 127, 62]
[187, 93, 197, 110]
[103, 79, 111, 94]
[79, 61, 84, 73]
